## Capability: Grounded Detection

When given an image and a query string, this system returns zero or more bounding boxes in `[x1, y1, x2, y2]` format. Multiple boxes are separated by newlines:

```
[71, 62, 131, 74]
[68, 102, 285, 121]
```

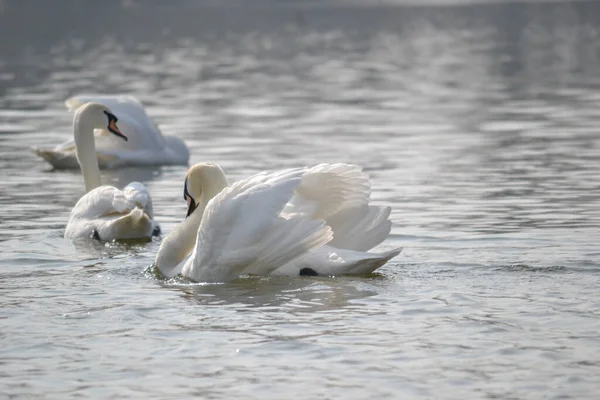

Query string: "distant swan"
[154, 163, 401, 282]
[64, 102, 159, 241]
[34, 94, 189, 169]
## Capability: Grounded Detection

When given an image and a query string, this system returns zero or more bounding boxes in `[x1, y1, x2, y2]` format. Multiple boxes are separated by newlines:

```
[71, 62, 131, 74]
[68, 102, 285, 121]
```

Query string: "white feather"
[65, 182, 158, 241]
[326, 205, 392, 251]
[33, 94, 189, 169]
[271, 246, 402, 276]
[181, 170, 333, 282]
[156, 163, 401, 282]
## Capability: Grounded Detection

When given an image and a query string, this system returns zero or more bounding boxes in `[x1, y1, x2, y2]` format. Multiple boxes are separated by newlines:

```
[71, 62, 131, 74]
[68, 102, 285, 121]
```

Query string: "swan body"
[155, 163, 401, 282]
[64, 102, 159, 241]
[65, 182, 158, 241]
[34, 94, 189, 169]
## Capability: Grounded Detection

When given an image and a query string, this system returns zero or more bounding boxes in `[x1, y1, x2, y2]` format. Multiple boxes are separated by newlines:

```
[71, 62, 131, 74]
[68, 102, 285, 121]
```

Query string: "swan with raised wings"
[64, 102, 159, 241]
[34, 94, 189, 169]
[154, 163, 401, 282]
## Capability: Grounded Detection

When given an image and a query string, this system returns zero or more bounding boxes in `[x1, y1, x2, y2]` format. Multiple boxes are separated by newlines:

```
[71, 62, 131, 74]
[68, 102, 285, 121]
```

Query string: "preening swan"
[154, 163, 401, 282]
[34, 94, 189, 169]
[64, 102, 159, 241]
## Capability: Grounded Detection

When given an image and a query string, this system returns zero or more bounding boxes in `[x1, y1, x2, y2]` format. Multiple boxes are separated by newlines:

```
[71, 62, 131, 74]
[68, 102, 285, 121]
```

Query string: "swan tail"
[122, 182, 154, 218]
[102, 208, 157, 240]
[33, 147, 79, 169]
[346, 247, 403, 275]
[326, 205, 393, 252]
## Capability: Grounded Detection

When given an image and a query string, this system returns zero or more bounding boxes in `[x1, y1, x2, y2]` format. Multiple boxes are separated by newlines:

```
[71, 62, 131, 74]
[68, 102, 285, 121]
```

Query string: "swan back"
[65, 182, 157, 241]
[164, 135, 190, 164]
[34, 94, 189, 169]
[67, 94, 166, 150]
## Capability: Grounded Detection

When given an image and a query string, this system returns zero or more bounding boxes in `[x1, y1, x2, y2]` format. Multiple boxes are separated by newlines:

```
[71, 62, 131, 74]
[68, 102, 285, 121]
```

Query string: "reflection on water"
[167, 275, 379, 311]
[1, 1, 600, 399]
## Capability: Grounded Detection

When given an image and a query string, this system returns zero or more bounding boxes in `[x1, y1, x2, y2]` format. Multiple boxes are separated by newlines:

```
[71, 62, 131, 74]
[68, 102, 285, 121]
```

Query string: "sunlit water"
[1, 1, 600, 399]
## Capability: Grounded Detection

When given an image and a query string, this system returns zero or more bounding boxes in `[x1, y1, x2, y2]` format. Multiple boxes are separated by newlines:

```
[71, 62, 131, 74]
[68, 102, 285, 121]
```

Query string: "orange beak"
[108, 119, 128, 141]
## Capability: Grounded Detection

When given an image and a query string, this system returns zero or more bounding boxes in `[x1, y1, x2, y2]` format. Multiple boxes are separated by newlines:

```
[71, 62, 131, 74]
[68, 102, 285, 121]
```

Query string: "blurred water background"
[1, 0, 600, 398]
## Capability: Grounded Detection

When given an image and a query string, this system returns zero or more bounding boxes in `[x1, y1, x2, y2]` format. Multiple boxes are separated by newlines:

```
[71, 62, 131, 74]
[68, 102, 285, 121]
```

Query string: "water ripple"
[1, 1, 600, 399]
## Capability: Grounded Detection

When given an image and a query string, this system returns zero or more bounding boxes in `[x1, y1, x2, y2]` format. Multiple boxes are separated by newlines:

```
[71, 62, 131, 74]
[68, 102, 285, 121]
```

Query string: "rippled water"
[1, 1, 600, 398]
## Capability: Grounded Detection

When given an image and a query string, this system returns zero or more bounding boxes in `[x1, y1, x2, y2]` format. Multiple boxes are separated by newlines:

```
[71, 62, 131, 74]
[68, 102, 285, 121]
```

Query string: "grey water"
[1, 0, 600, 398]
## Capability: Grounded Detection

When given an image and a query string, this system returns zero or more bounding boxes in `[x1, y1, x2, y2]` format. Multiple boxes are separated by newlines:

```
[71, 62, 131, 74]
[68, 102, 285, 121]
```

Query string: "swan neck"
[154, 198, 209, 278]
[154, 173, 228, 278]
[74, 107, 101, 192]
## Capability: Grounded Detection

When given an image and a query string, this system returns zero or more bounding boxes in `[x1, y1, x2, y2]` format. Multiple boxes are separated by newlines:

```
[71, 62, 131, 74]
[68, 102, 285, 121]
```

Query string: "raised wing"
[282, 163, 371, 219]
[182, 169, 333, 283]
[281, 163, 392, 252]
[325, 205, 392, 251]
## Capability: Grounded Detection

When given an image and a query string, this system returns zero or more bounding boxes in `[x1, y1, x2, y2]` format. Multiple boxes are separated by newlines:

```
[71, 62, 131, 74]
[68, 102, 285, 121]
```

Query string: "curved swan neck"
[154, 197, 209, 277]
[74, 105, 101, 193]
[155, 181, 228, 278]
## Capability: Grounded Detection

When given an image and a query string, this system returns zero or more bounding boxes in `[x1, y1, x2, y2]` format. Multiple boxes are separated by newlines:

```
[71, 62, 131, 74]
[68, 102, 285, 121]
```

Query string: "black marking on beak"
[183, 179, 189, 201]
[184, 179, 198, 218]
[186, 199, 198, 218]
[103, 110, 128, 141]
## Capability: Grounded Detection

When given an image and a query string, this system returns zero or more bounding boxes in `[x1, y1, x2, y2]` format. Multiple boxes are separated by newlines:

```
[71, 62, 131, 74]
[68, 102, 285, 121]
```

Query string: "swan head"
[154, 163, 228, 278]
[183, 163, 228, 217]
[76, 102, 128, 141]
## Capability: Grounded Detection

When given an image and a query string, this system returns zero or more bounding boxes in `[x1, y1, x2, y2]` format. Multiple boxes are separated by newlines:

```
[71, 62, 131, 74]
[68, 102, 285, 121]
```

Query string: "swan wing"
[65, 183, 157, 240]
[69, 182, 152, 220]
[281, 163, 371, 219]
[65, 94, 157, 131]
[279, 163, 393, 251]
[325, 205, 392, 252]
[284, 164, 398, 252]
[65, 94, 166, 148]
[66, 95, 188, 164]
[182, 170, 332, 283]
[33, 95, 188, 168]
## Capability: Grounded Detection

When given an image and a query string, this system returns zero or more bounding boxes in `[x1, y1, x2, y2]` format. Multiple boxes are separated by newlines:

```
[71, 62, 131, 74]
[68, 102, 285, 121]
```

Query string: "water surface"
[1, 1, 600, 399]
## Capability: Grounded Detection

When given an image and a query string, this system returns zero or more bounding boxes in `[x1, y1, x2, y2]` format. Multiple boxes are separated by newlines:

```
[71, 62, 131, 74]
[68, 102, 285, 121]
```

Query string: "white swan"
[64, 102, 159, 241]
[154, 163, 401, 282]
[34, 94, 189, 169]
